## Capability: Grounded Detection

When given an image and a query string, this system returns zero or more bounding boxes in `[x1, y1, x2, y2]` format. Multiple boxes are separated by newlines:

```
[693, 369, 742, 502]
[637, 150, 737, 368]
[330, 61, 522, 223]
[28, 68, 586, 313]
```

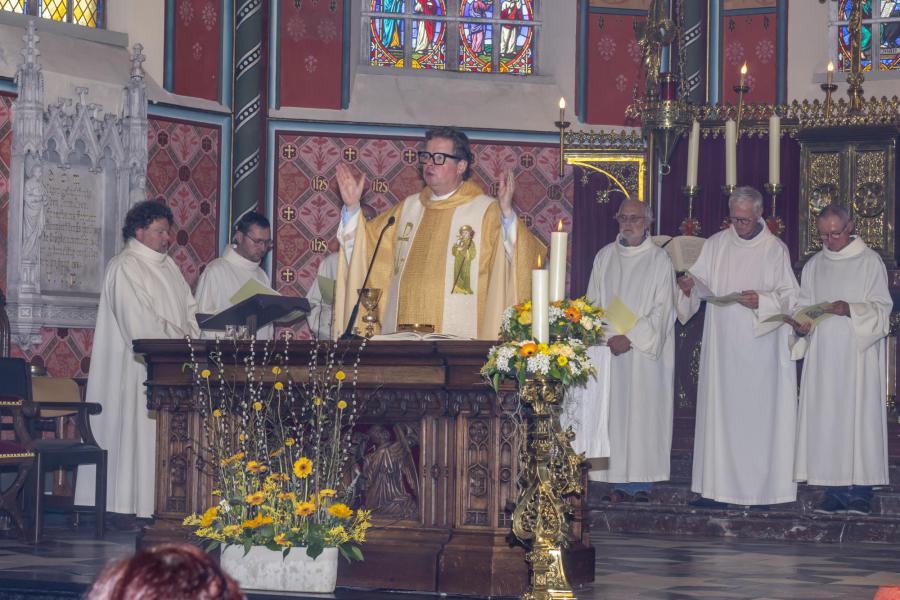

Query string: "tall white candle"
[548, 220, 567, 302]
[724, 119, 737, 187]
[532, 255, 549, 344]
[686, 120, 700, 188]
[768, 113, 781, 186]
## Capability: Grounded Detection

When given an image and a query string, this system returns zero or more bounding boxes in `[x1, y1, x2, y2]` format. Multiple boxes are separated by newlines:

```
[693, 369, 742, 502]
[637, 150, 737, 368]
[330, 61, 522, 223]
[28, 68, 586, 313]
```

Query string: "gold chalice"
[358, 288, 383, 338]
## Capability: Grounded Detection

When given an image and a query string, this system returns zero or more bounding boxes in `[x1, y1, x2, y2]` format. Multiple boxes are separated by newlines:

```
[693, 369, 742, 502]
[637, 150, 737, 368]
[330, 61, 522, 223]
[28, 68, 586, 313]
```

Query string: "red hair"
[86, 544, 244, 600]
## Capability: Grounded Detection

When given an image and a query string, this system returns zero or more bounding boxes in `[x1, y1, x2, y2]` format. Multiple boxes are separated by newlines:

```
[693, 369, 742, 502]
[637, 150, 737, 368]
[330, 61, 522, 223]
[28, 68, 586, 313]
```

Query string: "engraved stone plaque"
[39, 165, 104, 293]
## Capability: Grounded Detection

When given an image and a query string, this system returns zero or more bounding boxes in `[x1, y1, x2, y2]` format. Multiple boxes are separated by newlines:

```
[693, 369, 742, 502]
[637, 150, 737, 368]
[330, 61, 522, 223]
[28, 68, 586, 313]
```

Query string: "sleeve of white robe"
[110, 260, 195, 341]
[788, 262, 816, 360]
[676, 239, 708, 325]
[848, 256, 892, 352]
[753, 244, 799, 337]
[628, 257, 675, 360]
[584, 250, 604, 306]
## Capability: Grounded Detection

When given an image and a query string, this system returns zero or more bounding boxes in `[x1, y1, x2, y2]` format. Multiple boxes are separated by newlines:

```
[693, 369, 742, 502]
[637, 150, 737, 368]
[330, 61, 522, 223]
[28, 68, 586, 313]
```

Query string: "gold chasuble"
[333, 181, 545, 339]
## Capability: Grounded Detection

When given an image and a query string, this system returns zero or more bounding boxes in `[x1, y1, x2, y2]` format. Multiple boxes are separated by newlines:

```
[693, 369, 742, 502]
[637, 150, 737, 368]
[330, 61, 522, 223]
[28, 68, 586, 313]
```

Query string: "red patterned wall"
[171, 0, 222, 101]
[721, 11, 777, 105]
[278, 0, 345, 109]
[273, 133, 574, 339]
[584, 12, 646, 125]
[3, 116, 221, 377]
[146, 117, 222, 288]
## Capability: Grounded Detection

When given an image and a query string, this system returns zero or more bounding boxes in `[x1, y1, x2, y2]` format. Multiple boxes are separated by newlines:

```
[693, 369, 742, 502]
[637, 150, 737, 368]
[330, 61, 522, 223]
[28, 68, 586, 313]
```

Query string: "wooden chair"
[26, 374, 107, 543]
[0, 358, 37, 539]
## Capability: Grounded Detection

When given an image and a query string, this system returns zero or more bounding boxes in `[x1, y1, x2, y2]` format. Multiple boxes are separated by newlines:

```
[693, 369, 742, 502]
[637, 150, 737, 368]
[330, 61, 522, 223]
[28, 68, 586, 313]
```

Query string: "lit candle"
[725, 119, 737, 187]
[558, 97, 566, 123]
[739, 63, 747, 87]
[532, 255, 549, 344]
[686, 120, 700, 188]
[768, 113, 781, 186]
[826, 61, 834, 86]
[548, 220, 567, 302]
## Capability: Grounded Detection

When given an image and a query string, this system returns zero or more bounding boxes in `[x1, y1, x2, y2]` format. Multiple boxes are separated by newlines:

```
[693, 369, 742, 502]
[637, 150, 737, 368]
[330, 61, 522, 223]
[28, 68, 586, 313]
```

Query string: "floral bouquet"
[482, 296, 605, 390]
[182, 340, 372, 562]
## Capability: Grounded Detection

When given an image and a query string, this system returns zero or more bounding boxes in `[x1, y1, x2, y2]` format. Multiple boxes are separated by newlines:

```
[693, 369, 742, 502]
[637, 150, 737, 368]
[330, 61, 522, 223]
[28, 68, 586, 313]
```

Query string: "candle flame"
[558, 97, 566, 110]
[827, 61, 834, 73]
[556, 219, 564, 232]
[740, 63, 747, 75]
[536, 254, 543, 269]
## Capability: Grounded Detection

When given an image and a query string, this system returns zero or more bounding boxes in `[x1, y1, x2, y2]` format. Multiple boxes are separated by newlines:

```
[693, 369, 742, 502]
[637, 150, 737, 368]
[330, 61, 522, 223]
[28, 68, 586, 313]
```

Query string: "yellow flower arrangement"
[483, 296, 605, 390]
[183, 339, 370, 562]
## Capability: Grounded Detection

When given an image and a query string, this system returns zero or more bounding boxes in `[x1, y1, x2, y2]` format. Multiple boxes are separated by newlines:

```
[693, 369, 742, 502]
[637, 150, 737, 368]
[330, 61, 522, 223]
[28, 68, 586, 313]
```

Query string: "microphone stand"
[340, 215, 396, 340]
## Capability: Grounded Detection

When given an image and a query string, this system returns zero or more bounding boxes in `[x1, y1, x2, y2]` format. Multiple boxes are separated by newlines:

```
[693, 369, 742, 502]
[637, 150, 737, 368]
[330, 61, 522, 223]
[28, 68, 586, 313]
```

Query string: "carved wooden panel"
[798, 129, 896, 267]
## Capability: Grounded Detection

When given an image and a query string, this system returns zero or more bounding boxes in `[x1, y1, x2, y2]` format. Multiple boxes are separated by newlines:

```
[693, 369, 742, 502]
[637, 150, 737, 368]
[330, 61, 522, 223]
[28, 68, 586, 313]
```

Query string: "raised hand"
[336, 163, 366, 209]
[497, 168, 515, 218]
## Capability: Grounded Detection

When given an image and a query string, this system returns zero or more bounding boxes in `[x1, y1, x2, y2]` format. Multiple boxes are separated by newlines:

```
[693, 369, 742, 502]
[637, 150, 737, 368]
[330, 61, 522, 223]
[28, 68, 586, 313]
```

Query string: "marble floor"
[0, 526, 898, 599]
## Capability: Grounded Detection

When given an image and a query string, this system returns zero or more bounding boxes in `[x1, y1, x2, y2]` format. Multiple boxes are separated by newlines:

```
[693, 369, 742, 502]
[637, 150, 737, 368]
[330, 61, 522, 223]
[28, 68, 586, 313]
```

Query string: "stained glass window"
[1, 0, 102, 28]
[836, 0, 900, 71]
[368, 0, 537, 75]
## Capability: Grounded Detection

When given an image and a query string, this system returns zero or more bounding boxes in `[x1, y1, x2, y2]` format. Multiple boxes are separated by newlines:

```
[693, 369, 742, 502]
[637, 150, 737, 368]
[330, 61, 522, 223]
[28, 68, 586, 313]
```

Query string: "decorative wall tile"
[279, 0, 345, 109]
[584, 13, 645, 125]
[721, 11, 777, 105]
[172, 0, 221, 101]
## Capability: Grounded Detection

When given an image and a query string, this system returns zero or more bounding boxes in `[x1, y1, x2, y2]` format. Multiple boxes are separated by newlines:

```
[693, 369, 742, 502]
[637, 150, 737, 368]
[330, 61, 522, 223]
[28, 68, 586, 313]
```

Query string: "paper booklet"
[653, 235, 705, 272]
[229, 278, 279, 304]
[605, 295, 639, 335]
[317, 276, 336, 306]
[371, 331, 471, 341]
[763, 302, 834, 331]
[688, 273, 742, 307]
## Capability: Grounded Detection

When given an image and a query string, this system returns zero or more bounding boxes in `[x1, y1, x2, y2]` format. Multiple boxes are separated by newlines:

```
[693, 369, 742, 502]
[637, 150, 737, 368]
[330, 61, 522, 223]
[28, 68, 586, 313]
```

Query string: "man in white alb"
[585, 198, 675, 502]
[306, 252, 339, 340]
[677, 186, 799, 508]
[75, 200, 199, 521]
[789, 204, 891, 515]
[195, 211, 274, 340]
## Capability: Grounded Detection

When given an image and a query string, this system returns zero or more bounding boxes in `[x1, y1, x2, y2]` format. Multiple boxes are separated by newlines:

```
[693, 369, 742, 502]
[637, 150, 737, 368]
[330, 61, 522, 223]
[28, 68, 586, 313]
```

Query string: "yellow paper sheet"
[229, 278, 279, 305]
[606, 295, 639, 335]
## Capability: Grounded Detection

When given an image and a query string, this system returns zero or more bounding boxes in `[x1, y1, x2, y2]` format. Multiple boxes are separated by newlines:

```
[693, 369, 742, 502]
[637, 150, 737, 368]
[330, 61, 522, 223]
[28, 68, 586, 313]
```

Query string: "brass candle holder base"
[512, 377, 584, 600]
[763, 182, 784, 236]
[555, 120, 570, 179]
[721, 184, 737, 196]
[680, 185, 702, 235]
[820, 82, 838, 118]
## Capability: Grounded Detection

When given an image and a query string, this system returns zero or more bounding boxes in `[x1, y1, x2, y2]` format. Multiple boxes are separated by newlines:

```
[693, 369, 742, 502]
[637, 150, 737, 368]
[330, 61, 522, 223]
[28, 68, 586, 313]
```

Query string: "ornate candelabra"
[511, 377, 584, 600]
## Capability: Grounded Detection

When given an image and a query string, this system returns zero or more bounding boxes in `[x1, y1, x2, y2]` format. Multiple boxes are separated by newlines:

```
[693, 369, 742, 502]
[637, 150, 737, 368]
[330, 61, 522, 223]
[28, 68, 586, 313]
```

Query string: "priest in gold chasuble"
[333, 127, 546, 339]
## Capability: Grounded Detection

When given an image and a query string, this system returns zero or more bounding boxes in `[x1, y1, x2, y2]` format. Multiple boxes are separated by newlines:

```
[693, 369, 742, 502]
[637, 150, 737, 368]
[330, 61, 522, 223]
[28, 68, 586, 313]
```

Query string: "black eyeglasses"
[245, 233, 273, 248]
[417, 151, 463, 165]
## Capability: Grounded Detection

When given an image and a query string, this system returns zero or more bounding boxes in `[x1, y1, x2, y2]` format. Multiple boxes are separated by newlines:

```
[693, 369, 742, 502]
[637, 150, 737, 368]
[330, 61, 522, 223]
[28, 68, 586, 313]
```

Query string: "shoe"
[845, 498, 871, 515]
[813, 496, 846, 515]
[688, 497, 728, 509]
[633, 490, 651, 503]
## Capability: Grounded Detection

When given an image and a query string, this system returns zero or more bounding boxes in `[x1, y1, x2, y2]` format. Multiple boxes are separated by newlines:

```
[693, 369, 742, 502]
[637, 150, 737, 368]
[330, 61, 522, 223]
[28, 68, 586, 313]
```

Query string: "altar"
[133, 338, 595, 597]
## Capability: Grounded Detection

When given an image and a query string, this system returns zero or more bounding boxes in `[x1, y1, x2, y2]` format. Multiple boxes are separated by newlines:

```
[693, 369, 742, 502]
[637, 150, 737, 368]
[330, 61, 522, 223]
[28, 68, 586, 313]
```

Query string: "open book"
[371, 331, 471, 341]
[763, 302, 834, 331]
[229, 279, 306, 323]
[688, 273, 743, 306]
[653, 235, 705, 272]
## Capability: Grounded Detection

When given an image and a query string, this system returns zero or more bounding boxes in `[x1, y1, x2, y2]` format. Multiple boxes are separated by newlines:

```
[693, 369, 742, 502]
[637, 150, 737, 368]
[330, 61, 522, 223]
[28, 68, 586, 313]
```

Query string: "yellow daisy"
[328, 503, 353, 519]
[293, 457, 313, 479]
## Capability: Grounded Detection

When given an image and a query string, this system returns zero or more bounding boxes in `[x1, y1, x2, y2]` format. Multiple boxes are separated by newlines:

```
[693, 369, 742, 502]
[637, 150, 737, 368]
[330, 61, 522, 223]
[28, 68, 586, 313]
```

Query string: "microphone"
[340, 215, 396, 339]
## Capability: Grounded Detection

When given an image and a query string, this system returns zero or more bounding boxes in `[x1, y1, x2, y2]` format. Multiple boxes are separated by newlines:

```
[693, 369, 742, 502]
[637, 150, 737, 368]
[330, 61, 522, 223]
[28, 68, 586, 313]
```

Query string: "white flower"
[219, 498, 231, 513]
[549, 306, 563, 321]
[526, 353, 551, 375]
[581, 316, 594, 330]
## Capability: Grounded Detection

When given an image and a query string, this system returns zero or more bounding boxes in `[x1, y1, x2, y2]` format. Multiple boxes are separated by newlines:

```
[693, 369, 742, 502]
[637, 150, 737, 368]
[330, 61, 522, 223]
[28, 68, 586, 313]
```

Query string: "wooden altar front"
[133, 339, 594, 597]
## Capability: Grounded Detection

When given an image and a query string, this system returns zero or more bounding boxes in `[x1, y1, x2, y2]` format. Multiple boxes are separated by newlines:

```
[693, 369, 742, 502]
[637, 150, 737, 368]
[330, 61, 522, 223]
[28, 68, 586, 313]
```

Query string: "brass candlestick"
[733, 84, 749, 133]
[821, 83, 838, 118]
[555, 119, 570, 179]
[721, 184, 737, 197]
[511, 377, 583, 600]
[682, 185, 699, 220]
[763, 182, 783, 216]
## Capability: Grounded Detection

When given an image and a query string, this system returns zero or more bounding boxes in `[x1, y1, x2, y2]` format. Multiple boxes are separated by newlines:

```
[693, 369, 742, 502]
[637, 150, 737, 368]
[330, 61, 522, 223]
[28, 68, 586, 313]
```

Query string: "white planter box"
[220, 545, 338, 593]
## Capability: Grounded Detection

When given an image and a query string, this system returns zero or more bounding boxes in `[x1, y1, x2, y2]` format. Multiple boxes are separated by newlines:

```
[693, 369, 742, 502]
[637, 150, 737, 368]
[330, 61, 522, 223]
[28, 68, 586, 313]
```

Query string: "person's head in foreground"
[86, 543, 245, 600]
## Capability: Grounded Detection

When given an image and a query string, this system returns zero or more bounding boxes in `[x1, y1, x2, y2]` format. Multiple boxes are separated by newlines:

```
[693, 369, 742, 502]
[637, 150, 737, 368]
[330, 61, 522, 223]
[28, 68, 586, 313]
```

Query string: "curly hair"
[122, 200, 174, 242]
[86, 544, 245, 600]
[425, 126, 474, 180]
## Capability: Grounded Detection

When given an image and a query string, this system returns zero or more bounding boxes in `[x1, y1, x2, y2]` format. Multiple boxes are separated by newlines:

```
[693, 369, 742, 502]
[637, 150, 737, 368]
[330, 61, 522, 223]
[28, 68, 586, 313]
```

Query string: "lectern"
[197, 294, 310, 334]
